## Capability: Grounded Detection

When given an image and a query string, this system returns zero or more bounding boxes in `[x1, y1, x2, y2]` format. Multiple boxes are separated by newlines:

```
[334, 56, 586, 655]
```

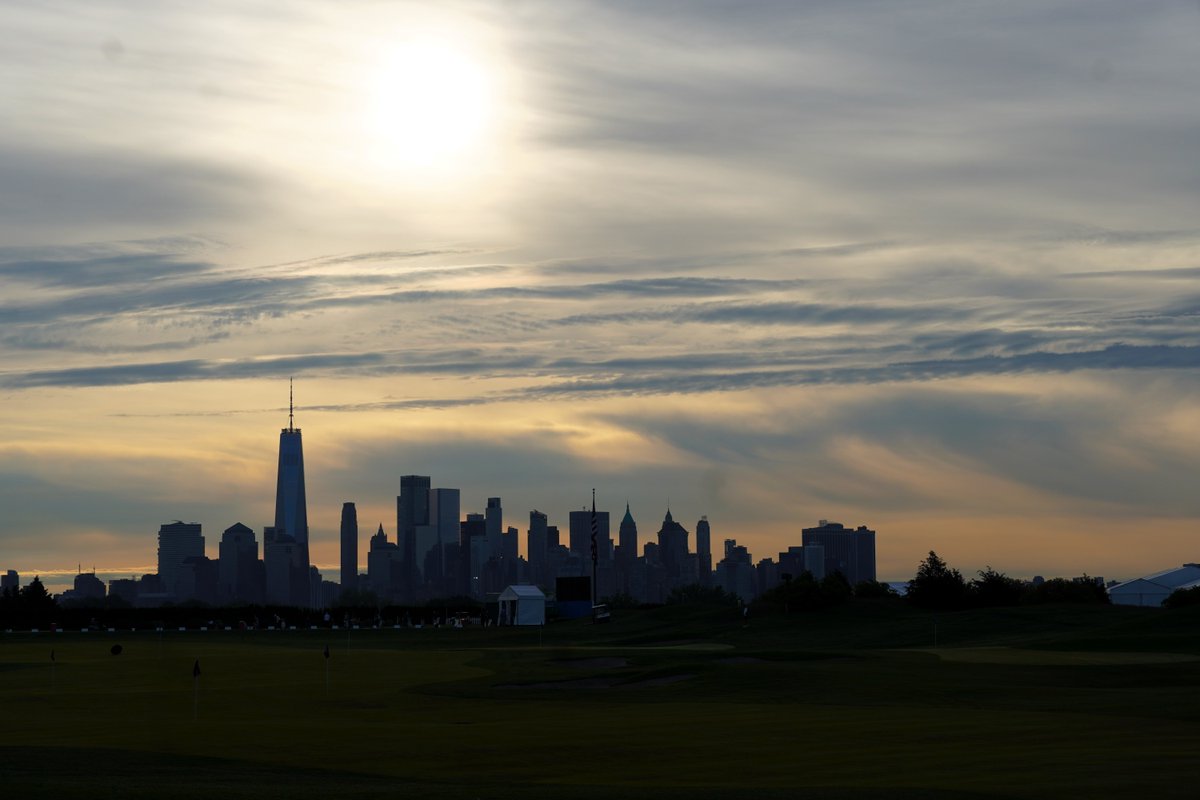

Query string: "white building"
[1108, 564, 1200, 607]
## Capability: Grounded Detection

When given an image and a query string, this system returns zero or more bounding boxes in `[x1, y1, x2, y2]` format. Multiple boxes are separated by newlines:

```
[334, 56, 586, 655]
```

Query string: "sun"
[363, 39, 496, 172]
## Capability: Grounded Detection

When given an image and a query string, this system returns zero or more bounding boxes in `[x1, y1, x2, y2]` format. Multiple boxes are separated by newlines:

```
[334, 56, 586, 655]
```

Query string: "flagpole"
[192, 658, 201, 722]
[323, 643, 330, 695]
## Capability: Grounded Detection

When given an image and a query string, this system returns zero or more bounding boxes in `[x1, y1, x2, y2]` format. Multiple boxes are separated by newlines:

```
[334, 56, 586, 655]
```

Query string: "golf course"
[2, 600, 1198, 798]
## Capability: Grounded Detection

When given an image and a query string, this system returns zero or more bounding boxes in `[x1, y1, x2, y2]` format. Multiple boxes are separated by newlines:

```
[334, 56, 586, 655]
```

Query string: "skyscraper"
[266, 381, 311, 606]
[158, 521, 204, 599]
[217, 522, 260, 604]
[397, 475, 431, 596]
[696, 516, 712, 585]
[485, 497, 503, 561]
[801, 521, 876, 585]
[618, 504, 638, 566]
[274, 381, 309, 559]
[340, 502, 358, 591]
[528, 510, 548, 587]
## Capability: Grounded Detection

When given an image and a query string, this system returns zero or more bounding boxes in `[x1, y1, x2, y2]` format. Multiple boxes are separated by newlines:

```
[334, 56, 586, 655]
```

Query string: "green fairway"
[3, 603, 1199, 798]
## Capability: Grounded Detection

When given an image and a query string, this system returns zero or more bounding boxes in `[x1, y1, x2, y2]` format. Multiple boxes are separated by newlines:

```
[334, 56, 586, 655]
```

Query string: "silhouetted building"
[656, 509, 692, 591]
[527, 510, 549, 588]
[696, 517, 712, 585]
[177, 556, 218, 604]
[801, 521, 876, 585]
[569, 508, 611, 564]
[340, 502, 358, 590]
[62, 571, 106, 602]
[715, 539, 755, 601]
[157, 521, 204, 599]
[397, 475, 431, 597]
[367, 523, 401, 602]
[108, 578, 138, 604]
[461, 512, 487, 598]
[616, 504, 638, 595]
[1, 570, 18, 594]
[218, 522, 261, 604]
[486, 497, 503, 562]
[264, 526, 305, 606]
[270, 384, 311, 605]
[422, 488, 460, 595]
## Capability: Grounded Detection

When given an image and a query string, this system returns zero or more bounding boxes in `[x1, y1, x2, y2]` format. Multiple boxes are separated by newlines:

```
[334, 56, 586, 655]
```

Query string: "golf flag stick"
[192, 658, 201, 721]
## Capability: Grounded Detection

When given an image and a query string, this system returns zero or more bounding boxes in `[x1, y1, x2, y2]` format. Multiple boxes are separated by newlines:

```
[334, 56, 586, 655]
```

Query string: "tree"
[1025, 576, 1109, 605]
[854, 579, 898, 599]
[1163, 585, 1200, 609]
[906, 551, 968, 610]
[970, 567, 1024, 608]
[666, 583, 734, 606]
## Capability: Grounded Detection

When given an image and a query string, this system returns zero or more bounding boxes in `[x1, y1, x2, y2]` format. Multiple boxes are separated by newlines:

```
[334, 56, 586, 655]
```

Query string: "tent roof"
[500, 584, 545, 599]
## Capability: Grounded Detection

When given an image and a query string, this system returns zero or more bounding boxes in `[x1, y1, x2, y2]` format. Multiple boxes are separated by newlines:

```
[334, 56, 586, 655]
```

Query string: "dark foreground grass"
[2, 602, 1198, 798]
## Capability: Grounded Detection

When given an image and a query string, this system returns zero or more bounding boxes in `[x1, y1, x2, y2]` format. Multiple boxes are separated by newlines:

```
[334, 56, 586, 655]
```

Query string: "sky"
[3, 0, 1200, 592]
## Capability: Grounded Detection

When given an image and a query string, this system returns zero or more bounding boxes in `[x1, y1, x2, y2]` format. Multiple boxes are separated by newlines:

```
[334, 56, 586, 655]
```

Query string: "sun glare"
[363, 39, 496, 172]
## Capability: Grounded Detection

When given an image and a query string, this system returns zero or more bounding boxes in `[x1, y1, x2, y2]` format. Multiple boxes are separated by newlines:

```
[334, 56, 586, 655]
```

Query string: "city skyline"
[3, 2, 1200, 589]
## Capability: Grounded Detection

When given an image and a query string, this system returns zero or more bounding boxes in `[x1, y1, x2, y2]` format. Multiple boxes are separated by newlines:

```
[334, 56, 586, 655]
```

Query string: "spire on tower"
[288, 377, 295, 432]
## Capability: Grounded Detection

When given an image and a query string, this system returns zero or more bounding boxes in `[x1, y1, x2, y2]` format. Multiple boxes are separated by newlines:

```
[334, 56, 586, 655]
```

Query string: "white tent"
[498, 584, 545, 626]
[1108, 564, 1200, 607]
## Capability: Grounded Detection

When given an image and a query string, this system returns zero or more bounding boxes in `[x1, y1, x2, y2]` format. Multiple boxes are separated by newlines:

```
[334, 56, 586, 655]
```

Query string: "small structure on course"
[498, 585, 545, 626]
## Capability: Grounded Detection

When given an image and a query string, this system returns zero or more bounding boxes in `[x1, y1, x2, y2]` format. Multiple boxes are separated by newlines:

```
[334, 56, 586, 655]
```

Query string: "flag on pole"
[50, 649, 55, 662]
[192, 659, 201, 678]
[590, 488, 598, 605]
[590, 489, 598, 564]
[323, 643, 330, 660]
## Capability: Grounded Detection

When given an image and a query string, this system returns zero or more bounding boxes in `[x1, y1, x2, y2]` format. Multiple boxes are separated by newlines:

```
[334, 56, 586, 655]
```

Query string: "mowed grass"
[2, 603, 1200, 798]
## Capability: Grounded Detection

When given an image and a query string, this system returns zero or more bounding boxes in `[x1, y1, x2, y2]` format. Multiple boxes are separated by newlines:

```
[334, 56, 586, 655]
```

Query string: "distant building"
[695, 517, 712, 586]
[485, 497, 503, 561]
[801, 521, 875, 586]
[397, 475, 431, 597]
[715, 539, 755, 602]
[62, 571, 106, 602]
[367, 523, 401, 602]
[269, 384, 311, 606]
[340, 502, 358, 590]
[568, 508, 611, 564]
[218, 522, 261, 604]
[157, 521, 204, 599]
[1, 570, 18, 594]
[108, 578, 139, 604]
[527, 510, 549, 588]
[656, 509, 692, 591]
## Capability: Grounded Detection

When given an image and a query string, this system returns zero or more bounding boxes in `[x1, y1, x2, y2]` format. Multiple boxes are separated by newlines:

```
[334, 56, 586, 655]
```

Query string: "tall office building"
[528, 510, 548, 586]
[158, 521, 204, 599]
[217, 522, 260, 604]
[656, 509, 690, 589]
[340, 502, 358, 591]
[801, 521, 876, 585]
[569, 508, 610, 563]
[420, 487, 459, 591]
[397, 475, 431, 594]
[267, 382, 311, 606]
[274, 383, 309, 560]
[695, 516, 712, 585]
[485, 497, 503, 561]
[1, 570, 18, 594]
[618, 504, 638, 566]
